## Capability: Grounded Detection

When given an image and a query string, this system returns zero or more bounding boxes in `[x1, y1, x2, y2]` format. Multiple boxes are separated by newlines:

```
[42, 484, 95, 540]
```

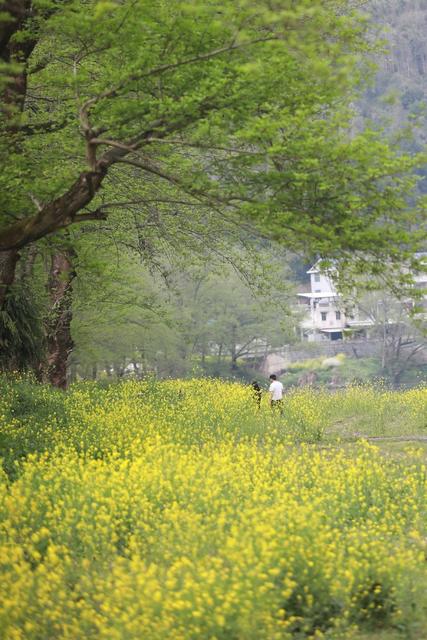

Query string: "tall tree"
[44, 245, 76, 388]
[2, 0, 426, 385]
[354, 289, 426, 384]
[170, 264, 295, 373]
[0, 0, 40, 305]
[0, 0, 425, 283]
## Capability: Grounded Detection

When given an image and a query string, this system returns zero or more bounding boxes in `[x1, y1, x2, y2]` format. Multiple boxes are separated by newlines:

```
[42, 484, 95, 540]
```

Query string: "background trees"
[0, 0, 426, 385]
[354, 289, 426, 385]
[70, 237, 297, 381]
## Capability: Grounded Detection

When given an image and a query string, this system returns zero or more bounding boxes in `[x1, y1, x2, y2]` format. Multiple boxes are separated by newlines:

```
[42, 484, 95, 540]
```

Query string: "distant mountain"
[361, 1, 427, 189]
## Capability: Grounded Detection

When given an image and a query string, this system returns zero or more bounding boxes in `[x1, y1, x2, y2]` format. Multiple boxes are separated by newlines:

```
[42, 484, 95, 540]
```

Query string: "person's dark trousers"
[271, 400, 283, 415]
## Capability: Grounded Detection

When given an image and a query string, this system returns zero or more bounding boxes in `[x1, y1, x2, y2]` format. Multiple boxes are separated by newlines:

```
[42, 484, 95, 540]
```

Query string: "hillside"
[363, 1, 427, 190]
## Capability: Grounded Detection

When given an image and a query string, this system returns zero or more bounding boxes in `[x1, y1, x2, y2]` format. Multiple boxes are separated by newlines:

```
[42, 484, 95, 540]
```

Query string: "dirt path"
[353, 434, 427, 442]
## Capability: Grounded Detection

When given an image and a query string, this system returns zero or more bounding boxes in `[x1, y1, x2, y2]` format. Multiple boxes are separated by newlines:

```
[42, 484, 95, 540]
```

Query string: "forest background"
[0, 0, 426, 388]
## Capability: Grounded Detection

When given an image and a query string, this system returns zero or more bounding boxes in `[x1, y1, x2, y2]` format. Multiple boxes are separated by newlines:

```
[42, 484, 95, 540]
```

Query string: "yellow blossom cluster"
[0, 378, 426, 639]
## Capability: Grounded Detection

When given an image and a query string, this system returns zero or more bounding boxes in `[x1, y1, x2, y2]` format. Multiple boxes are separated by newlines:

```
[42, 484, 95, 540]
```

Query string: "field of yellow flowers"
[0, 376, 427, 639]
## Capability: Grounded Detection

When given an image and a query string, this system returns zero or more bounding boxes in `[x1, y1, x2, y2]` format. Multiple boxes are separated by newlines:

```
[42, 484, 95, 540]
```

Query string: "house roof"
[306, 259, 322, 275]
[306, 258, 337, 275]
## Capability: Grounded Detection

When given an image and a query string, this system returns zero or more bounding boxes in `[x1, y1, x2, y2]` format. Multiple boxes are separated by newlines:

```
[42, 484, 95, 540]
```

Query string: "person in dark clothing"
[251, 380, 262, 409]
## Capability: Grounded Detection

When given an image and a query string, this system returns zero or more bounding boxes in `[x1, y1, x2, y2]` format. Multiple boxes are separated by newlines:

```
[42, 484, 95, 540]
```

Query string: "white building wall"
[309, 271, 336, 295]
[300, 256, 426, 341]
[300, 264, 351, 340]
[312, 302, 346, 331]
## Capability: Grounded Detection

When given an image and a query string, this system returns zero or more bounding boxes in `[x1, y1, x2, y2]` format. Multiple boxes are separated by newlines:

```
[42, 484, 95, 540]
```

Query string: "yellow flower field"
[0, 378, 426, 639]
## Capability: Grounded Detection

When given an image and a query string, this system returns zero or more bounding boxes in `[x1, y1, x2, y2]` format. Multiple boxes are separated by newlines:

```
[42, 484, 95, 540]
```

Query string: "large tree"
[1, 0, 425, 283]
[353, 288, 426, 385]
[2, 0, 426, 386]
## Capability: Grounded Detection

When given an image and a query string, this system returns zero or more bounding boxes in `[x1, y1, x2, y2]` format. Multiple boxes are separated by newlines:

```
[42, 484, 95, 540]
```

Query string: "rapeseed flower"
[0, 378, 426, 638]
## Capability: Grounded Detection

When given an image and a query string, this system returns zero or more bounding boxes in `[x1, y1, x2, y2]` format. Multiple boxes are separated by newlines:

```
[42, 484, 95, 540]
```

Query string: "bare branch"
[235, 336, 258, 357]
[147, 138, 262, 155]
[91, 138, 139, 152]
[75, 209, 108, 222]
[29, 193, 43, 212]
[19, 118, 70, 136]
[90, 198, 211, 210]
[115, 157, 230, 206]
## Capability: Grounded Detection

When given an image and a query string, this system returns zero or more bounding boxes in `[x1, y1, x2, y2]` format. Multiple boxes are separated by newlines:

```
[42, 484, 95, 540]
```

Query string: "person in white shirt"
[269, 374, 284, 414]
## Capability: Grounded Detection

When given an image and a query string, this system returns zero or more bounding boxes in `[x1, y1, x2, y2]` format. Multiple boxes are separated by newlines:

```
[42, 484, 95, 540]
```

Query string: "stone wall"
[251, 339, 427, 376]
[283, 340, 383, 362]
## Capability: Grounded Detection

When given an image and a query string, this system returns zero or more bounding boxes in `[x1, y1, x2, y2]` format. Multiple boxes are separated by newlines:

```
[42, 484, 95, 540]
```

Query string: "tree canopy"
[0, 0, 425, 278]
[1, 0, 426, 386]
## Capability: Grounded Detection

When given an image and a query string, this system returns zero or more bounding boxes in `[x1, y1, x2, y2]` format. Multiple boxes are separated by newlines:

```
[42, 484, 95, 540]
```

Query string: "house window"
[314, 274, 321, 282]
[321, 312, 327, 321]
[336, 311, 341, 320]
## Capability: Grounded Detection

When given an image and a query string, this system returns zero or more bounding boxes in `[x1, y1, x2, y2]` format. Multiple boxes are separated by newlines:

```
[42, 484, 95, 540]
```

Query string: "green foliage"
[0, 374, 67, 477]
[0, 284, 45, 372]
[281, 354, 427, 390]
[360, 1, 427, 193]
[69, 233, 298, 378]
[2, 0, 426, 380]
[0, 0, 425, 286]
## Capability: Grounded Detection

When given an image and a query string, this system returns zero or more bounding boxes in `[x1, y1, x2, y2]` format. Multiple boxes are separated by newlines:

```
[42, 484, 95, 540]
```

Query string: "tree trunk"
[0, 1, 36, 307]
[113, 362, 126, 378]
[20, 244, 38, 281]
[69, 361, 77, 384]
[217, 343, 223, 363]
[230, 324, 238, 371]
[231, 348, 238, 371]
[45, 247, 76, 389]
[392, 367, 404, 388]
[0, 249, 20, 308]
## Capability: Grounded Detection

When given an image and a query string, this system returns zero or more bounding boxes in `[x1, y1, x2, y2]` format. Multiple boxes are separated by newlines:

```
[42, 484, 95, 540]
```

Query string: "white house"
[413, 252, 427, 312]
[297, 261, 373, 342]
[297, 255, 427, 342]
